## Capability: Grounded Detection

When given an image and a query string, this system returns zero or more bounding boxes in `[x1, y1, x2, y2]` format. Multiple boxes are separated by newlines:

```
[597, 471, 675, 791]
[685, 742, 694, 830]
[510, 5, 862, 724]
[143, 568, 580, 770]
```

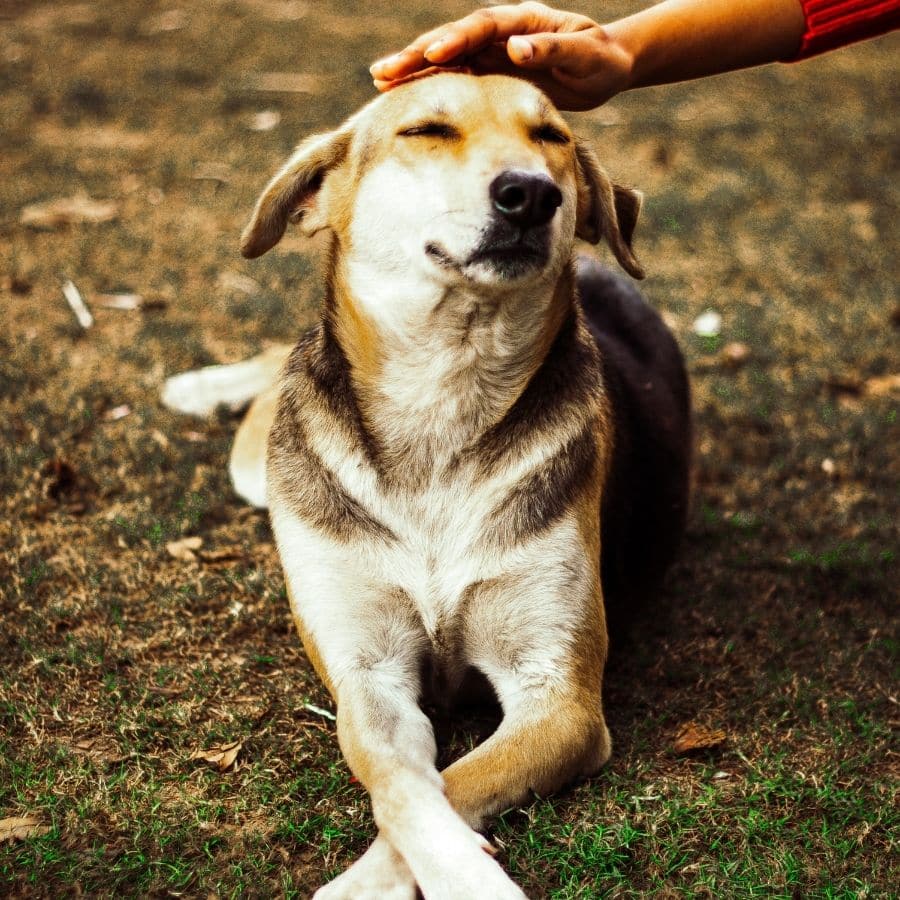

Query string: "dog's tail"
[161, 344, 292, 508]
[160, 344, 292, 418]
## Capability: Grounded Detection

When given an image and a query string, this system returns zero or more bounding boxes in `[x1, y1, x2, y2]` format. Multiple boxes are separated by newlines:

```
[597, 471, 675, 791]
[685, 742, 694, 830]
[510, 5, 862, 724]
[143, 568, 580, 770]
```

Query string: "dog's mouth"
[426, 225, 551, 281]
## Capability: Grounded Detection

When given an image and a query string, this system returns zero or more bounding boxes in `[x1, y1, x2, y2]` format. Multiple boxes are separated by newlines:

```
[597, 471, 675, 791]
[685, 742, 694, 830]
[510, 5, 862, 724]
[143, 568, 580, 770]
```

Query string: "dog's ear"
[574, 140, 645, 280]
[240, 126, 354, 259]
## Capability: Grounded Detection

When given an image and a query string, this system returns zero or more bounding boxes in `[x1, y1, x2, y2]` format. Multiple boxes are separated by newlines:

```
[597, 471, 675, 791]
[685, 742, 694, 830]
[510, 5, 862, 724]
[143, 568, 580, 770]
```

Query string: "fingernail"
[508, 36, 533, 61]
[371, 54, 397, 72]
[424, 39, 446, 59]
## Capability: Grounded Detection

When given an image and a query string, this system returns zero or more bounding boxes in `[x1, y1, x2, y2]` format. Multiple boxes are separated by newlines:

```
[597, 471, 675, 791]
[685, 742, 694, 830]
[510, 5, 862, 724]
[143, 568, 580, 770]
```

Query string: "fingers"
[506, 29, 603, 78]
[371, 2, 582, 82]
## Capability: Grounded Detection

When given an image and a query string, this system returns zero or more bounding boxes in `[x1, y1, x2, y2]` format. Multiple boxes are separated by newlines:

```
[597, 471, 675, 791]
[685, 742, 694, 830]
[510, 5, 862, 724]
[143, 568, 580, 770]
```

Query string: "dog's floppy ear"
[240, 125, 354, 259]
[574, 140, 645, 280]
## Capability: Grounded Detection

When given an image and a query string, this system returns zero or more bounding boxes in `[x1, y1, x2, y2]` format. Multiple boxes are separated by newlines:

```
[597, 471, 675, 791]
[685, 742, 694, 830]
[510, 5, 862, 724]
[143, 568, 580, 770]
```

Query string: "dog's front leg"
[442, 567, 612, 833]
[275, 525, 525, 899]
[327, 666, 527, 900]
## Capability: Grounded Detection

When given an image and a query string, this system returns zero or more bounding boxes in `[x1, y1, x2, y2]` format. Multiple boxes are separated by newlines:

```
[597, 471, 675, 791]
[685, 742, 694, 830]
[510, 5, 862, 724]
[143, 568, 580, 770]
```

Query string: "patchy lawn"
[1, 1, 897, 897]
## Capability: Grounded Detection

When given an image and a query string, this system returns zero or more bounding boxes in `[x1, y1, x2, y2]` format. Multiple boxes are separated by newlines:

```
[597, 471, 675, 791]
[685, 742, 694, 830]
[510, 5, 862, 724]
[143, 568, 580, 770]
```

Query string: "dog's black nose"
[490, 171, 562, 229]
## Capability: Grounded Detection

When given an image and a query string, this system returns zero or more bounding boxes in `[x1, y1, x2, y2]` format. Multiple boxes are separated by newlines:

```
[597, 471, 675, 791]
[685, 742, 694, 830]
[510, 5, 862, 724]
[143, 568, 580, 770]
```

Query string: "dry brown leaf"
[673, 722, 726, 755]
[198, 545, 246, 564]
[719, 341, 751, 370]
[864, 374, 900, 397]
[21, 194, 118, 229]
[166, 535, 203, 562]
[191, 741, 242, 772]
[70, 737, 126, 764]
[0, 816, 51, 843]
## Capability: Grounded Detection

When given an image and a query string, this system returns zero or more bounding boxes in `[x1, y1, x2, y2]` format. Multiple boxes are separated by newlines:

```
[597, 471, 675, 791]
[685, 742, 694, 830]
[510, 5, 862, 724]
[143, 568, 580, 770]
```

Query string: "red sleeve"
[791, 0, 900, 59]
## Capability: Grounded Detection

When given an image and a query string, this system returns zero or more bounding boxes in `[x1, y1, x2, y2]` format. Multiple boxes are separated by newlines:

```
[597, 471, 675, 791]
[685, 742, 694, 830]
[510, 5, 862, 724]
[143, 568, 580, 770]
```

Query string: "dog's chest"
[376, 472, 501, 637]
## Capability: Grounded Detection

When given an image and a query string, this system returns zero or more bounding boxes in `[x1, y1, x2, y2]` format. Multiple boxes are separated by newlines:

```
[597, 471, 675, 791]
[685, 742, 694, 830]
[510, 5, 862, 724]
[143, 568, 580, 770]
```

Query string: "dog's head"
[241, 73, 643, 297]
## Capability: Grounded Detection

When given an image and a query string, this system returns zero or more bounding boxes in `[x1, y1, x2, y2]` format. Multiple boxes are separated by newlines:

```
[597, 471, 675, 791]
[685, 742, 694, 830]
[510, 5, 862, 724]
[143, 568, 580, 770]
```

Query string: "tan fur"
[232, 74, 648, 899]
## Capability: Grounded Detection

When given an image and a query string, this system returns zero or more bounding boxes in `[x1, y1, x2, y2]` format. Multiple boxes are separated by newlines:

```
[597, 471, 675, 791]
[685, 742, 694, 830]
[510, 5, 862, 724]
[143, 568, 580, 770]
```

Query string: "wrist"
[588, 24, 639, 97]
[602, 8, 665, 93]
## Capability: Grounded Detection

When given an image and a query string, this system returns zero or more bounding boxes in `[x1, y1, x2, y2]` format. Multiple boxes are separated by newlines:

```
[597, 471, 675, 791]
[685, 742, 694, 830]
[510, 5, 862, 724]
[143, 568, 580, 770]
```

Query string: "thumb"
[507, 31, 597, 78]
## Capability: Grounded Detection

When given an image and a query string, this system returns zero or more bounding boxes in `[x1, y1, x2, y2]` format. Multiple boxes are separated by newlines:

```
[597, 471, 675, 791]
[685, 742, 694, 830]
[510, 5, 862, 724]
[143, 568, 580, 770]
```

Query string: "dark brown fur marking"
[467, 304, 601, 478]
[269, 319, 395, 543]
[488, 422, 598, 547]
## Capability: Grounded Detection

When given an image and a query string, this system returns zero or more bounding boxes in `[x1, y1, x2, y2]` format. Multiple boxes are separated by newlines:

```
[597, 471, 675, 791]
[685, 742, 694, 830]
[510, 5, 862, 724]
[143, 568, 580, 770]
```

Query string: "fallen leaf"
[191, 740, 242, 772]
[70, 737, 125, 764]
[217, 270, 261, 295]
[247, 109, 281, 131]
[719, 341, 750, 369]
[864, 374, 900, 397]
[673, 722, 726, 755]
[21, 194, 118, 229]
[199, 545, 246, 564]
[166, 535, 203, 562]
[0, 816, 51, 843]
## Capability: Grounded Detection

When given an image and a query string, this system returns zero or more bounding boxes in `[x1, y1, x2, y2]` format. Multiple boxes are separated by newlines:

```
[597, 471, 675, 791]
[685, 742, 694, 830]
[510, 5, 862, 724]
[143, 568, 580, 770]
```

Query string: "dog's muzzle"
[490, 170, 562, 230]
[425, 170, 563, 281]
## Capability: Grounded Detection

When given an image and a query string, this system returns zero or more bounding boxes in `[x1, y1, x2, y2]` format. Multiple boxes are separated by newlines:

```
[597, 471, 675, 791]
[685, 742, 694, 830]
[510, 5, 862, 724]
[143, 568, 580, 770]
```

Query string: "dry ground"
[1, 1, 897, 897]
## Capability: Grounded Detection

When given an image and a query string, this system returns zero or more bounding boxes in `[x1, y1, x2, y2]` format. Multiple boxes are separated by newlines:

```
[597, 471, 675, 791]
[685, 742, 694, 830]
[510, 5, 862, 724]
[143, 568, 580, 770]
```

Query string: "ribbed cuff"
[790, 0, 900, 60]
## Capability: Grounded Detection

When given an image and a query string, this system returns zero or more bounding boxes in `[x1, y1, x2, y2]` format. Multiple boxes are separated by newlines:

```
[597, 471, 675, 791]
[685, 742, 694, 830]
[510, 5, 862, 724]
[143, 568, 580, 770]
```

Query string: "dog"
[163, 72, 691, 899]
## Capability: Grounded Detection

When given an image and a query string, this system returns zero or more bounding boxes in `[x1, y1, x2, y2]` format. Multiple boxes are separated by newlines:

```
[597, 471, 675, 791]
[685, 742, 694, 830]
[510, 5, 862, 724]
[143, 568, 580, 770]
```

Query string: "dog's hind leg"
[228, 382, 280, 508]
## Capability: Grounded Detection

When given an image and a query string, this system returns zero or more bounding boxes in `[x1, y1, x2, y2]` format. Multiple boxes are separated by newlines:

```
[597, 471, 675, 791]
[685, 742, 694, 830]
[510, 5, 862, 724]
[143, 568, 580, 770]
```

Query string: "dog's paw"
[410, 823, 527, 900]
[429, 852, 528, 900]
[313, 836, 417, 900]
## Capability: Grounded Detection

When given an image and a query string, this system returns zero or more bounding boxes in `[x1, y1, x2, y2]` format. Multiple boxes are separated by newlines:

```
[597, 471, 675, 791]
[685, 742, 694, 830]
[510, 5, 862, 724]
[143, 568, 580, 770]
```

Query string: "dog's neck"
[325, 247, 575, 476]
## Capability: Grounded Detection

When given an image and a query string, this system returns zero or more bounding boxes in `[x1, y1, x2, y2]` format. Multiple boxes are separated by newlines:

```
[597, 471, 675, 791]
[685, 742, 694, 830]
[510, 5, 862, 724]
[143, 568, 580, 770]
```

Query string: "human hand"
[369, 2, 634, 111]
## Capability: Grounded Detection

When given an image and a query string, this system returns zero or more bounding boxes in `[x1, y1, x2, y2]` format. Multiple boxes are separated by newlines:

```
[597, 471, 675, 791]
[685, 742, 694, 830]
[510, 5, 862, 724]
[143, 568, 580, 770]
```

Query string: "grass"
[1, 0, 897, 896]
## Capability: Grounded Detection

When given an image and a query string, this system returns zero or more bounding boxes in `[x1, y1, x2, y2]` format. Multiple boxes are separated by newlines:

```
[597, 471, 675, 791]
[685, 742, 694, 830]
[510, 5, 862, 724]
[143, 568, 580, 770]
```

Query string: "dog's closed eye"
[398, 122, 459, 139]
[531, 124, 570, 145]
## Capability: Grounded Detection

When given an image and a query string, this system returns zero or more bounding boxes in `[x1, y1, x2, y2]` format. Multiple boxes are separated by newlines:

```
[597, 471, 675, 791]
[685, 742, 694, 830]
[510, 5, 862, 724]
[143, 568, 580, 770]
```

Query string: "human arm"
[370, 0, 898, 111]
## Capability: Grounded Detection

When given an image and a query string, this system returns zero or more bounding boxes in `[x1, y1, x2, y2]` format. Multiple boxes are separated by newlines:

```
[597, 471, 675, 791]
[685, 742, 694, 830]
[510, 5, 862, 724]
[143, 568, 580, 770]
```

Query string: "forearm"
[607, 0, 807, 91]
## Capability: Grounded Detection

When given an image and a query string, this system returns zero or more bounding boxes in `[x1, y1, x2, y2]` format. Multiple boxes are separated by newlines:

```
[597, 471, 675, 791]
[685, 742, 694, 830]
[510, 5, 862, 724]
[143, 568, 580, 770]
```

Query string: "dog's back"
[576, 258, 692, 626]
